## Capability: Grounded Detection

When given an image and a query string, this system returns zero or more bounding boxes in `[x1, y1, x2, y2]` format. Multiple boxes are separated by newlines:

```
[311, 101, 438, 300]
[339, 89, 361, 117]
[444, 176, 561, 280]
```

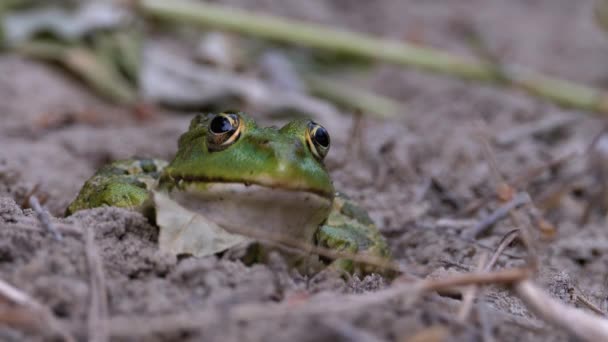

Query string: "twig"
[435, 218, 478, 230]
[486, 229, 520, 270]
[511, 151, 580, 190]
[108, 267, 530, 337]
[140, 0, 608, 115]
[463, 193, 530, 239]
[414, 222, 523, 259]
[477, 135, 538, 268]
[0, 278, 75, 342]
[403, 326, 449, 342]
[477, 304, 496, 342]
[461, 152, 579, 216]
[457, 252, 487, 321]
[0, 279, 37, 306]
[5, 221, 82, 236]
[28, 195, 62, 241]
[325, 318, 385, 342]
[576, 295, 607, 317]
[85, 227, 109, 342]
[220, 221, 405, 275]
[514, 280, 608, 341]
[20, 183, 46, 209]
[494, 115, 576, 146]
[457, 229, 520, 322]
[414, 267, 530, 292]
[533, 129, 605, 217]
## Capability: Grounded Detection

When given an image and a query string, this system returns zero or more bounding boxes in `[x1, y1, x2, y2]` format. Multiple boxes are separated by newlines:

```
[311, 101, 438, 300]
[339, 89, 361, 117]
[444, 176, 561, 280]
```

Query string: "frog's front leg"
[315, 193, 391, 275]
[65, 159, 168, 216]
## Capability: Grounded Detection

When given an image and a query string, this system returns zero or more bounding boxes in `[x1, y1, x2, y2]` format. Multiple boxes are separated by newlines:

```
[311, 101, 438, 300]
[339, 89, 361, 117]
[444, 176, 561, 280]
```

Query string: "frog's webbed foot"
[315, 193, 391, 276]
[65, 159, 167, 216]
[316, 224, 360, 276]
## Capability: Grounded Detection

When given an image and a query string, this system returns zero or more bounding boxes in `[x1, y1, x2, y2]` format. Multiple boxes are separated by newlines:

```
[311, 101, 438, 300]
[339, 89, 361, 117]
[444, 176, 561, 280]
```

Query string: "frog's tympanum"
[67, 112, 390, 274]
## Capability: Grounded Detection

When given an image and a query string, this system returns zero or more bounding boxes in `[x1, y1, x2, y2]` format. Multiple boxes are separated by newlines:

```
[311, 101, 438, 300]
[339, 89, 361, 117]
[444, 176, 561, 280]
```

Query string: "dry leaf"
[153, 191, 248, 257]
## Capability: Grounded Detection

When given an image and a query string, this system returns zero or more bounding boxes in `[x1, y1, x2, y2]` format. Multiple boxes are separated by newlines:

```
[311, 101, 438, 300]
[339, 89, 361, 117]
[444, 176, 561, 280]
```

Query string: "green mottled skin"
[66, 159, 167, 215]
[316, 192, 391, 274]
[67, 112, 390, 274]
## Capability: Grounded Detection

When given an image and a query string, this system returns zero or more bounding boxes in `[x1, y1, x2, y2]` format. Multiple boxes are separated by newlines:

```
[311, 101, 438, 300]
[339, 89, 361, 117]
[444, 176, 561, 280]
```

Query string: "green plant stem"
[140, 0, 608, 115]
[16, 40, 137, 104]
[114, 30, 141, 84]
[305, 75, 402, 118]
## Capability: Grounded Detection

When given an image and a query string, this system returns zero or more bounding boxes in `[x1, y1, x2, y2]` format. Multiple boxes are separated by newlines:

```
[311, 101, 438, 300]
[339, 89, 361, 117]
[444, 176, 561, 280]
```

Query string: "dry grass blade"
[515, 280, 608, 341]
[85, 227, 109, 342]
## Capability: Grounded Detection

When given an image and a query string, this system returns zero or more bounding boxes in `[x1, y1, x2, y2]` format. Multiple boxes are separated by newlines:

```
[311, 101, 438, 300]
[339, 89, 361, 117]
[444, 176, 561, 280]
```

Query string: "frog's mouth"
[169, 175, 334, 200]
[167, 181, 334, 243]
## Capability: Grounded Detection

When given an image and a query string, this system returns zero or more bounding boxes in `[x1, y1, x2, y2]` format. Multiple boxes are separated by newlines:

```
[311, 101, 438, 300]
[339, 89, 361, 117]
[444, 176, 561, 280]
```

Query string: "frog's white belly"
[170, 183, 333, 244]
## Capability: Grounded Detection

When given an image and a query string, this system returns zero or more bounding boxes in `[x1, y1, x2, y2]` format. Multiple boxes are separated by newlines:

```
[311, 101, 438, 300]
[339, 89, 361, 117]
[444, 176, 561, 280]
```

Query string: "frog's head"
[159, 112, 335, 243]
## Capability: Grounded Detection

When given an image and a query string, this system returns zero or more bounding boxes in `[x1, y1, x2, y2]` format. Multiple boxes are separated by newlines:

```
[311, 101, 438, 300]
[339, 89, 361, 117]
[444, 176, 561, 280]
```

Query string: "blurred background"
[3, 0, 608, 341]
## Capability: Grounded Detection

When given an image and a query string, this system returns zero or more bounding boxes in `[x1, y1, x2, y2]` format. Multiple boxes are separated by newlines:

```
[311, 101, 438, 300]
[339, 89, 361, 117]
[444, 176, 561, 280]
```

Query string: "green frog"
[67, 112, 390, 274]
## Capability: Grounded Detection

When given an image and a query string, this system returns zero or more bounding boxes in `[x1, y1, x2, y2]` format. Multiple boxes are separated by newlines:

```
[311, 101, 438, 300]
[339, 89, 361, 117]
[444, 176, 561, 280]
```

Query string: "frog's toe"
[315, 224, 361, 273]
[316, 221, 391, 276]
[325, 258, 355, 277]
[316, 225, 361, 254]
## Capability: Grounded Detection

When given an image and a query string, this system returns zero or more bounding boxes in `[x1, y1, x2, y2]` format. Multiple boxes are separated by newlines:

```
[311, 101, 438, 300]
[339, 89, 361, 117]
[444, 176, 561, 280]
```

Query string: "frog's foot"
[315, 224, 364, 276]
[315, 193, 392, 276]
[65, 159, 167, 216]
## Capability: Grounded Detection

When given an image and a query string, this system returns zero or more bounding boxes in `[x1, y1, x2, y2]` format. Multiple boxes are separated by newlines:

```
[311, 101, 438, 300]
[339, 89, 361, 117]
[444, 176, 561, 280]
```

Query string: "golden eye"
[207, 113, 243, 151]
[306, 121, 330, 160]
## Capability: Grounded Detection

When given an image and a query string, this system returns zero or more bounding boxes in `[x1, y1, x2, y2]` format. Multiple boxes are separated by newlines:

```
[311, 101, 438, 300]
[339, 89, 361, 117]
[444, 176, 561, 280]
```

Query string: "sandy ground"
[2, 0, 608, 341]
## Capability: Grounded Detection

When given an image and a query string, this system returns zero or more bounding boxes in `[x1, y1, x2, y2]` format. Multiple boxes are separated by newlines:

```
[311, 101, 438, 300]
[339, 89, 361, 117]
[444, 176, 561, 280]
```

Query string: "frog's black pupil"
[314, 126, 330, 147]
[210, 116, 233, 134]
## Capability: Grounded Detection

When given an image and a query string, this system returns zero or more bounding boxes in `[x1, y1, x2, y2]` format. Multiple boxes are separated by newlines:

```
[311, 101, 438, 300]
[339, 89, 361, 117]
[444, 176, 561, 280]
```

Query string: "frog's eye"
[207, 113, 242, 151]
[306, 121, 330, 160]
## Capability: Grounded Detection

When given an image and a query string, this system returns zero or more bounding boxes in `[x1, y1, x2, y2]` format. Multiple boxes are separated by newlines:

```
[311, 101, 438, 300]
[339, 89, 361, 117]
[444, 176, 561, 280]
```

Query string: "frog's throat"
[167, 182, 334, 243]
[166, 175, 334, 200]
